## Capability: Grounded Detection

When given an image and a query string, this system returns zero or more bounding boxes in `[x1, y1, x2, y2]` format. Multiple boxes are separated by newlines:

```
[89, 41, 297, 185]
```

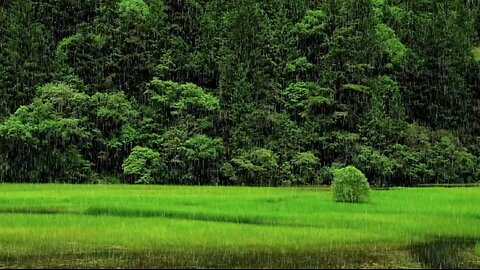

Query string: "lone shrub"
[332, 166, 370, 203]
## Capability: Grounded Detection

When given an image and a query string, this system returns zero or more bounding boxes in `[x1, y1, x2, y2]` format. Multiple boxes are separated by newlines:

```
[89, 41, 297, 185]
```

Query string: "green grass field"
[0, 184, 479, 268]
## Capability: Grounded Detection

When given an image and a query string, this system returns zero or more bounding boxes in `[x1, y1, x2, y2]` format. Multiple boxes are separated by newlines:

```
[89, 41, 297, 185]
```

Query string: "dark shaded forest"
[0, 0, 479, 186]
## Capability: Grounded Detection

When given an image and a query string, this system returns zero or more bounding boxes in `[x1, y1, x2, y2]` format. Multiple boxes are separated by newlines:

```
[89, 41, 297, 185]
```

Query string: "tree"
[353, 145, 395, 187]
[229, 148, 280, 186]
[291, 151, 320, 185]
[0, 0, 479, 186]
[0, 83, 91, 183]
[0, 0, 51, 117]
[122, 146, 163, 184]
[185, 134, 225, 184]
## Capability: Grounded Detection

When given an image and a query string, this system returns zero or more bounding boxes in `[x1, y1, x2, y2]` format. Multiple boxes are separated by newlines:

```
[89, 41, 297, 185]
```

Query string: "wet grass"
[410, 237, 480, 269]
[0, 184, 479, 268]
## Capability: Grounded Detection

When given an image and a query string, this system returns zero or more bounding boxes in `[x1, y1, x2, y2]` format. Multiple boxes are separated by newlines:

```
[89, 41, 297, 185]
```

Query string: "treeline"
[0, 0, 479, 186]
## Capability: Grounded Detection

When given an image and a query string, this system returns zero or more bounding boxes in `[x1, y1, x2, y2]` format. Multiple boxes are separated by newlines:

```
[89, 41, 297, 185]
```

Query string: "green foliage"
[285, 57, 313, 73]
[230, 148, 279, 186]
[427, 135, 478, 184]
[88, 92, 140, 172]
[118, 0, 150, 19]
[0, 82, 143, 182]
[146, 79, 220, 117]
[0, 0, 51, 117]
[384, 125, 479, 185]
[0, 0, 479, 186]
[0, 84, 92, 182]
[353, 145, 395, 187]
[372, 0, 386, 20]
[293, 9, 328, 36]
[156, 125, 191, 184]
[91, 92, 138, 124]
[282, 82, 333, 116]
[122, 146, 163, 184]
[322, 132, 360, 164]
[54, 32, 107, 91]
[473, 47, 480, 62]
[291, 151, 319, 185]
[388, 143, 433, 186]
[332, 166, 370, 203]
[185, 134, 225, 184]
[360, 76, 406, 147]
[388, 1, 477, 129]
[375, 23, 407, 64]
[316, 162, 346, 185]
[342, 84, 370, 93]
[185, 135, 224, 161]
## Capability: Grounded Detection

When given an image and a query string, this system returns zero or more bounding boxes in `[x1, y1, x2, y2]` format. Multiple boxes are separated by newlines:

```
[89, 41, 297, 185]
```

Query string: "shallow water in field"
[410, 237, 480, 269]
[1, 238, 479, 269]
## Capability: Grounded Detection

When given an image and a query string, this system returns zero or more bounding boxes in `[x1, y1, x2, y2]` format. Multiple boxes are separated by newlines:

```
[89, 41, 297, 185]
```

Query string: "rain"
[0, 0, 479, 268]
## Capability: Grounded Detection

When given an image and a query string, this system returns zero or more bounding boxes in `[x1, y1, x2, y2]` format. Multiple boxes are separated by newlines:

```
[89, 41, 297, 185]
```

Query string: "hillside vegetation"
[0, 0, 480, 186]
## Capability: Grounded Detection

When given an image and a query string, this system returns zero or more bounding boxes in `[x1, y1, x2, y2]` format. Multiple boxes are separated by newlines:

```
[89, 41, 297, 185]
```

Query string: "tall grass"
[0, 184, 479, 268]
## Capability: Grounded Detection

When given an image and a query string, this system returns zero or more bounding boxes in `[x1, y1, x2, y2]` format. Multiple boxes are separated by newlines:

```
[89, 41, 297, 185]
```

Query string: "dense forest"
[0, 0, 479, 186]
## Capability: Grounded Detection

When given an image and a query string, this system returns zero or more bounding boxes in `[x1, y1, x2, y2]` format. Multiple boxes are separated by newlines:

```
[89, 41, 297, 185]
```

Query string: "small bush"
[332, 166, 370, 203]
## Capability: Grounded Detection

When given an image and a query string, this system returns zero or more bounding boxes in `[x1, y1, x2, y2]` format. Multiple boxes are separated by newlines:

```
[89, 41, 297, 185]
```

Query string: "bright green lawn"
[0, 184, 479, 268]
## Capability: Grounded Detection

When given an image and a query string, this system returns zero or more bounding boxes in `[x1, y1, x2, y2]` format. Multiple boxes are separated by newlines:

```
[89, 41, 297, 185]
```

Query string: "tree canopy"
[0, 0, 479, 186]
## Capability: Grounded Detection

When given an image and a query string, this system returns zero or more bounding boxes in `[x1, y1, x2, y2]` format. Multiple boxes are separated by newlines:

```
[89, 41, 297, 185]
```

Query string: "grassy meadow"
[0, 184, 479, 268]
